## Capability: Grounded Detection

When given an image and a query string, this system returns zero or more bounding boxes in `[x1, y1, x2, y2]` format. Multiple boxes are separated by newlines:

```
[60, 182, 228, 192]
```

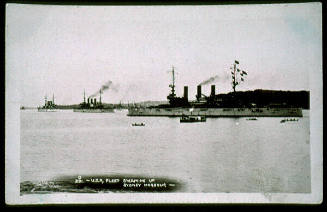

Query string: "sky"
[6, 3, 322, 107]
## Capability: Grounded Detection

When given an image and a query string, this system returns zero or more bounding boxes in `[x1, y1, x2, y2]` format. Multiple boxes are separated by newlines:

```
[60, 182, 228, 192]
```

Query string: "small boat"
[280, 118, 299, 123]
[132, 123, 145, 126]
[180, 115, 206, 123]
[246, 117, 257, 120]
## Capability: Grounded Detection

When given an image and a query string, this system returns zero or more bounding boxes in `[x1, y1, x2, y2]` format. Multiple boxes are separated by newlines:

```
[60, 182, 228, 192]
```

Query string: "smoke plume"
[89, 80, 118, 98]
[198, 72, 231, 86]
[198, 75, 220, 86]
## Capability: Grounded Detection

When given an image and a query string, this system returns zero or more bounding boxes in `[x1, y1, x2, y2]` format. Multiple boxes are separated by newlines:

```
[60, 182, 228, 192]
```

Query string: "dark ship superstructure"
[166, 66, 190, 108]
[79, 89, 104, 109]
[128, 62, 303, 117]
[38, 94, 57, 112]
[74, 89, 114, 113]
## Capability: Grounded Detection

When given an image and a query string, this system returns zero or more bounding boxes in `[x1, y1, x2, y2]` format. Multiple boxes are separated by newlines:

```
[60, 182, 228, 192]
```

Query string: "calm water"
[20, 109, 310, 193]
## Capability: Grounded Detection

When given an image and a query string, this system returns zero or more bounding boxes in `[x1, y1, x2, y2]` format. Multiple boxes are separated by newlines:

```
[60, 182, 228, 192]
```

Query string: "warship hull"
[37, 108, 57, 112]
[127, 107, 303, 117]
[73, 108, 114, 113]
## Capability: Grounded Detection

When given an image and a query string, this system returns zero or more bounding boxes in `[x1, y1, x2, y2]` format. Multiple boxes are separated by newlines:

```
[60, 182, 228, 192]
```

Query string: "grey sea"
[20, 109, 310, 193]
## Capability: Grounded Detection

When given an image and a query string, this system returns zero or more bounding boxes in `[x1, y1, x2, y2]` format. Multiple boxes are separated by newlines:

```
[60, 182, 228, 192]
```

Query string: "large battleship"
[38, 94, 57, 112]
[128, 62, 303, 117]
[73, 90, 114, 113]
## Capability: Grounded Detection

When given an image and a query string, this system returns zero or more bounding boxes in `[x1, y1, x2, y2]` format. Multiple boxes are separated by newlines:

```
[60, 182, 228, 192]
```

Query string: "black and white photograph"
[5, 2, 322, 204]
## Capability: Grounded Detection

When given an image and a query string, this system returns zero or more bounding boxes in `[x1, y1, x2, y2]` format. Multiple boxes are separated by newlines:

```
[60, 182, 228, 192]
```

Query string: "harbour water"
[20, 109, 310, 193]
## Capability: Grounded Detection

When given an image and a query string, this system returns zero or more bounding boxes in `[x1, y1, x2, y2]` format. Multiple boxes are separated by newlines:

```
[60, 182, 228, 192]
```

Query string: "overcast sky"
[6, 3, 322, 107]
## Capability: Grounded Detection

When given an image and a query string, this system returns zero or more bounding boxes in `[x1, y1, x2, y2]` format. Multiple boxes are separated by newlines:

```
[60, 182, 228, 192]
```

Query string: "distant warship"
[128, 61, 303, 117]
[38, 94, 57, 112]
[73, 90, 114, 113]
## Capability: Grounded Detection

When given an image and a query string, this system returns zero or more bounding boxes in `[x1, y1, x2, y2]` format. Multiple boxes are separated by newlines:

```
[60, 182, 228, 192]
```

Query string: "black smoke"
[198, 72, 231, 86]
[198, 75, 219, 86]
[89, 80, 118, 98]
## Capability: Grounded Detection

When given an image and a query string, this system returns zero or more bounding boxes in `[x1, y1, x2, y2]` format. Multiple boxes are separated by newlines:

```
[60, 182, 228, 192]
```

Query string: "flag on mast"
[235, 60, 239, 64]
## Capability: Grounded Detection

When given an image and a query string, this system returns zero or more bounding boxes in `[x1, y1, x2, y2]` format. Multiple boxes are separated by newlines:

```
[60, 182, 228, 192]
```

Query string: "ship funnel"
[183, 86, 188, 101]
[211, 85, 215, 96]
[94, 98, 97, 105]
[91, 98, 93, 104]
[87, 98, 90, 104]
[196, 85, 202, 101]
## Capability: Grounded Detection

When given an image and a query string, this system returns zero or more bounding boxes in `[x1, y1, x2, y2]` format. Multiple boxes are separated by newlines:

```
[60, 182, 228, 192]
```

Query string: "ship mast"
[169, 66, 176, 97]
[231, 60, 247, 93]
[167, 65, 179, 105]
[100, 89, 102, 104]
[232, 62, 237, 93]
[83, 89, 86, 103]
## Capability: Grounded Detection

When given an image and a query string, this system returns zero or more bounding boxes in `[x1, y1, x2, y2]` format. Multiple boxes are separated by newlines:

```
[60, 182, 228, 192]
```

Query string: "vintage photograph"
[5, 3, 322, 204]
